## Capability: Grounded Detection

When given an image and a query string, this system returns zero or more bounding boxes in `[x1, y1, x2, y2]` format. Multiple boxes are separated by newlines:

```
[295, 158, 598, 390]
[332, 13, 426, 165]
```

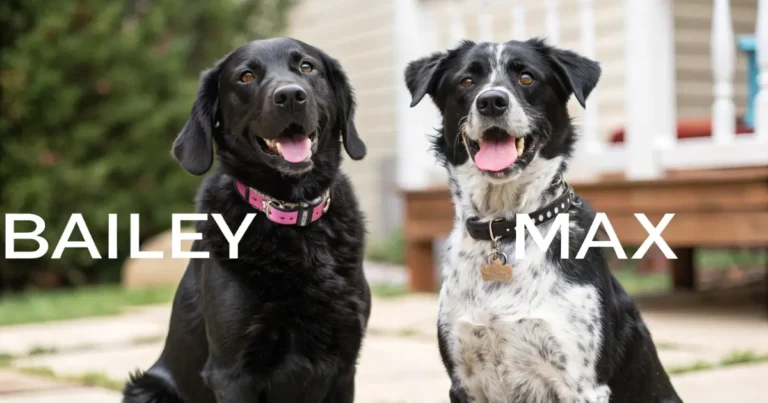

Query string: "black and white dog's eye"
[460, 78, 474, 88]
[519, 72, 534, 86]
[300, 62, 314, 73]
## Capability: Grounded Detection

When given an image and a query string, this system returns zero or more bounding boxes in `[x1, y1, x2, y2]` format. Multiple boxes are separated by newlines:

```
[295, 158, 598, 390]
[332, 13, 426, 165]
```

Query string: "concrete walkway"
[1, 295, 767, 402]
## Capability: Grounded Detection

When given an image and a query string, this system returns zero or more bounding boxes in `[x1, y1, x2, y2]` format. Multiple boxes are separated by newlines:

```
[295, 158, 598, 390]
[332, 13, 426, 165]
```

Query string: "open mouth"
[464, 127, 528, 175]
[257, 123, 318, 164]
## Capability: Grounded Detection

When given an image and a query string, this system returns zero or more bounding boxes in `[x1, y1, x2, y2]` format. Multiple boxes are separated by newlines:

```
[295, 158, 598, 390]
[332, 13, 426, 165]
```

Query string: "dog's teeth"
[275, 142, 282, 155]
[264, 139, 273, 146]
[516, 137, 525, 156]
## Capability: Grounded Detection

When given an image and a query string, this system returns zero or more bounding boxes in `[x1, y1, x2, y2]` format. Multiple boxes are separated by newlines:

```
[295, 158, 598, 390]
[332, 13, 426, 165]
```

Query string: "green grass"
[0, 353, 14, 366]
[667, 360, 716, 375]
[719, 350, 768, 366]
[15, 366, 124, 391]
[613, 269, 670, 295]
[366, 229, 405, 265]
[371, 283, 408, 298]
[26, 345, 59, 356]
[666, 349, 768, 375]
[0, 285, 176, 326]
[697, 249, 768, 270]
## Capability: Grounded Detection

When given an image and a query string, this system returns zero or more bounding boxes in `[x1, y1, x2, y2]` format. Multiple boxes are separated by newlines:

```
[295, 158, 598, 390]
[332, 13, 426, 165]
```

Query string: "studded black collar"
[465, 181, 579, 242]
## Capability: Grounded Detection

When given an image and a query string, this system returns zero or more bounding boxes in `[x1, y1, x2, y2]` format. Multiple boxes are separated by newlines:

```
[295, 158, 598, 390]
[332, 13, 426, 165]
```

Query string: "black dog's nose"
[476, 90, 509, 117]
[273, 84, 307, 110]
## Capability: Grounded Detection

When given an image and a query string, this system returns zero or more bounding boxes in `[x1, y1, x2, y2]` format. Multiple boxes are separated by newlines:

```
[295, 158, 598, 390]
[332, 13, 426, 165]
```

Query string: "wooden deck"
[401, 167, 768, 295]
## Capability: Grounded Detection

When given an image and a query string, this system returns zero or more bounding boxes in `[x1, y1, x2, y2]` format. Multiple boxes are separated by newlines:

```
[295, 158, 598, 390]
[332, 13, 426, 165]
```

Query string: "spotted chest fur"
[438, 160, 610, 403]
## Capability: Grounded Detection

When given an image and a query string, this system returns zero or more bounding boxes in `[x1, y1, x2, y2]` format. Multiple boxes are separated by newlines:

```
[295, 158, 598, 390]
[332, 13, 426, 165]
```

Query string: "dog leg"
[322, 374, 355, 403]
[439, 322, 472, 403]
[449, 382, 474, 403]
[578, 385, 610, 403]
[201, 359, 264, 403]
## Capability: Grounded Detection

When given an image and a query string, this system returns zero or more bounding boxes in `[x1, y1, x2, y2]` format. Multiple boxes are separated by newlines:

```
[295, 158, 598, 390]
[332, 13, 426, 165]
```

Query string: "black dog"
[405, 39, 681, 403]
[123, 38, 371, 403]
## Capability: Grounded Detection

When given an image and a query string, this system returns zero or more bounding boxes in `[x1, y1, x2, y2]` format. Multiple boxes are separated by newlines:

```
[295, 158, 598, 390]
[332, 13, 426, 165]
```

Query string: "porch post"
[756, 0, 768, 140]
[545, 0, 560, 45]
[511, 0, 526, 40]
[622, 0, 676, 179]
[394, 0, 438, 190]
[575, 0, 602, 175]
[711, 0, 737, 144]
[449, 0, 467, 45]
[478, 0, 493, 42]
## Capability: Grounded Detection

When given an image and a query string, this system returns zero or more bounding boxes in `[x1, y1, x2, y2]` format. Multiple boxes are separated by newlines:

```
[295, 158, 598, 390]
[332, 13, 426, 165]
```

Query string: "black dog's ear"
[404, 51, 446, 107]
[172, 64, 222, 175]
[548, 47, 601, 109]
[324, 56, 366, 160]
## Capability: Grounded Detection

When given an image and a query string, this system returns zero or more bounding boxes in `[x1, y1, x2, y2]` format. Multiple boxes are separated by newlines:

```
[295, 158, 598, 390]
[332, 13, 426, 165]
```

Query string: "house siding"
[673, 0, 758, 119]
[282, 0, 760, 238]
[286, 0, 398, 239]
[422, 0, 626, 141]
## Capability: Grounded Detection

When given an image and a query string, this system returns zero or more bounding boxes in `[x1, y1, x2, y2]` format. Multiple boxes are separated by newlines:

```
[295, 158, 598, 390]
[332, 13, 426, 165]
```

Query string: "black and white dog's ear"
[324, 55, 366, 160]
[172, 61, 224, 175]
[548, 47, 601, 109]
[404, 51, 446, 107]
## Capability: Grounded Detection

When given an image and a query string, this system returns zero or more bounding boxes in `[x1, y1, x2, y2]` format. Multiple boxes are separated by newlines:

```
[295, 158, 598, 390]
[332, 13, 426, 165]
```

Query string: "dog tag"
[480, 257, 513, 281]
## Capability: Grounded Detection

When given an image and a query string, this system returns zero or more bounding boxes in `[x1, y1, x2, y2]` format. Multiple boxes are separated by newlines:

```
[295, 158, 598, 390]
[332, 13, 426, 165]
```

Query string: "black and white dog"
[123, 38, 370, 403]
[405, 39, 681, 403]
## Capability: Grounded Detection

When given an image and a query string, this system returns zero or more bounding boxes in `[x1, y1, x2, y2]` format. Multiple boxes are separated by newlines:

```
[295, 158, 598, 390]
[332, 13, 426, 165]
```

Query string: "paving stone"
[14, 343, 163, 381]
[672, 362, 768, 403]
[0, 387, 120, 403]
[367, 294, 438, 337]
[657, 349, 721, 368]
[0, 369, 71, 394]
[355, 335, 449, 403]
[640, 306, 768, 355]
[0, 306, 170, 356]
[2, 289, 768, 402]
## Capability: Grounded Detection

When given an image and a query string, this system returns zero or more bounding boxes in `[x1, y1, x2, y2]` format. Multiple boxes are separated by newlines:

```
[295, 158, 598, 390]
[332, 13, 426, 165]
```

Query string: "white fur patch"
[439, 154, 610, 403]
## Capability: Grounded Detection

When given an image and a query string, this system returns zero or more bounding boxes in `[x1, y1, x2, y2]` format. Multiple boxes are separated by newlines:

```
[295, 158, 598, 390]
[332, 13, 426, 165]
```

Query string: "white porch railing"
[394, 0, 768, 188]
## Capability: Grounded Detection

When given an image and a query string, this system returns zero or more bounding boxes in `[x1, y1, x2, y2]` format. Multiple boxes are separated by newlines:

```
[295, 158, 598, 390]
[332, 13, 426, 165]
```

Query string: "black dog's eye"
[300, 62, 314, 73]
[519, 72, 534, 86]
[460, 78, 474, 88]
[240, 71, 255, 83]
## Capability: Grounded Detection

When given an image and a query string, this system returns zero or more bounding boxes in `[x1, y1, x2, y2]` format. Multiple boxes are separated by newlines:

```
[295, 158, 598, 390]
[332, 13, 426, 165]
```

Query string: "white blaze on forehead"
[464, 42, 533, 142]
[488, 43, 506, 85]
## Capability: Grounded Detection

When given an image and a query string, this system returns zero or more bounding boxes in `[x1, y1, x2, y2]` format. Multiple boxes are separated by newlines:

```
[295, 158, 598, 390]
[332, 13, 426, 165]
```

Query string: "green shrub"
[366, 228, 405, 265]
[0, 0, 294, 290]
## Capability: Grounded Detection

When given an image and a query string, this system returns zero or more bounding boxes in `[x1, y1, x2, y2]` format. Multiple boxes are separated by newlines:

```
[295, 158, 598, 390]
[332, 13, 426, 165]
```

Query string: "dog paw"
[578, 384, 610, 403]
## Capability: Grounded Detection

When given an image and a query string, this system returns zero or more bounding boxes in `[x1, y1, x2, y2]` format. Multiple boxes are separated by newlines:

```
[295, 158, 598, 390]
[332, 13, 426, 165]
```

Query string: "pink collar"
[235, 181, 331, 226]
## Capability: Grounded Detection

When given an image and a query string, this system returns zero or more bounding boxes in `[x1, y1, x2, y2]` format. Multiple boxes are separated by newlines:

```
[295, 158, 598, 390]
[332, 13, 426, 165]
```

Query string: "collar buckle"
[323, 196, 332, 213]
[237, 179, 331, 226]
[262, 199, 274, 216]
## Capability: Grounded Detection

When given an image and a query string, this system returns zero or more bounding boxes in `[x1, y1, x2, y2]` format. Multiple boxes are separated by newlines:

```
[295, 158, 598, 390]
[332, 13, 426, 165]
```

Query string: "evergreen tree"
[0, 0, 294, 291]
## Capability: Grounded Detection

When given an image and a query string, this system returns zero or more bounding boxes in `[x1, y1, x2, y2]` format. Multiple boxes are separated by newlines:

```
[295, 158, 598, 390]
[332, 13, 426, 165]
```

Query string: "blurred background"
[0, 0, 767, 402]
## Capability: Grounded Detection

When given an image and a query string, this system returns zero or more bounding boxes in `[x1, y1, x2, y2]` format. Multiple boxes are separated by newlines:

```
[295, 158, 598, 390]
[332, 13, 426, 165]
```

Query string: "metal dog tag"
[480, 253, 513, 281]
[481, 221, 513, 281]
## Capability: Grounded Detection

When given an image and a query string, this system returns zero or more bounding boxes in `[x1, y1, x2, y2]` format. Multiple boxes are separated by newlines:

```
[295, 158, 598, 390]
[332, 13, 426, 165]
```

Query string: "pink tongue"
[276, 135, 312, 163]
[474, 137, 518, 172]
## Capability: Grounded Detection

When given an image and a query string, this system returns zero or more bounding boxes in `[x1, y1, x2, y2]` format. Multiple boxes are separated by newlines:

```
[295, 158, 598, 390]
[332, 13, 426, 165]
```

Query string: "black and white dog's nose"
[273, 84, 307, 110]
[476, 90, 509, 117]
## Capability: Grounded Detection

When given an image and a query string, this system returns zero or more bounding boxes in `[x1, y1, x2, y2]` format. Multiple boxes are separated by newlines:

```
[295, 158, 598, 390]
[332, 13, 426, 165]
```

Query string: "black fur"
[405, 38, 682, 403]
[123, 38, 370, 403]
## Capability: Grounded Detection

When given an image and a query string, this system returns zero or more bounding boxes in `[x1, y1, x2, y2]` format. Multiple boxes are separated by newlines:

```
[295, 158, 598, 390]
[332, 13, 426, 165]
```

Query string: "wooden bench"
[401, 167, 768, 297]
